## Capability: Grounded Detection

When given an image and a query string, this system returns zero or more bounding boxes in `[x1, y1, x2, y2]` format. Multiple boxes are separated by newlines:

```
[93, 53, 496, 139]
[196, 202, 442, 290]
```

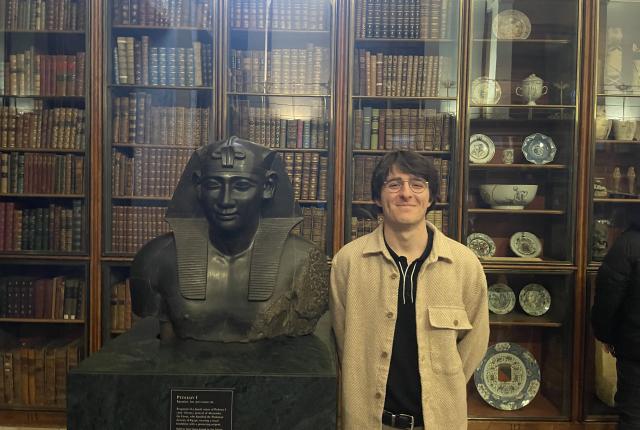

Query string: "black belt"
[382, 410, 420, 429]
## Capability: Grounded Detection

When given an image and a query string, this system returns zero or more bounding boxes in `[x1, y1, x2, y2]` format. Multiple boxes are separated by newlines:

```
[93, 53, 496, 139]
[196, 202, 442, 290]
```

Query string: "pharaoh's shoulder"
[280, 233, 328, 273]
[131, 232, 177, 280]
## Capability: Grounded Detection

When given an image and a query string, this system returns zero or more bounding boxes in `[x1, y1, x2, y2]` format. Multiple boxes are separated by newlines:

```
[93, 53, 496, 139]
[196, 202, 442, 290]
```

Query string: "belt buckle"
[397, 413, 414, 430]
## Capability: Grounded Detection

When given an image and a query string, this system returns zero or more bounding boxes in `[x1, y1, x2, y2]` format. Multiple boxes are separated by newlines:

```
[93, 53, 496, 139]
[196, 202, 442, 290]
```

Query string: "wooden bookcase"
[0, 0, 90, 425]
[0, 0, 637, 428]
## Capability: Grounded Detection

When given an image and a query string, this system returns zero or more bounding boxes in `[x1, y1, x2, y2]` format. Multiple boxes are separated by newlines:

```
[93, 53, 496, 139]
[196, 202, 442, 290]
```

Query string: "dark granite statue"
[130, 136, 329, 342]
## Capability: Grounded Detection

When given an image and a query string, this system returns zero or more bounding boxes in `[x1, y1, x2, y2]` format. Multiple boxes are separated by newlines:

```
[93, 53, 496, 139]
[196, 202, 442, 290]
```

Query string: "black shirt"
[383, 232, 434, 425]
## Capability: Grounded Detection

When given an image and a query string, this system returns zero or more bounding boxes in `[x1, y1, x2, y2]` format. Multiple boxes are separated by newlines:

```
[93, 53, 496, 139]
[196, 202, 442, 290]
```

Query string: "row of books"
[354, 0, 450, 39]
[352, 155, 449, 202]
[0, 152, 84, 195]
[355, 50, 451, 97]
[230, 0, 329, 31]
[229, 46, 330, 94]
[110, 279, 133, 331]
[113, 37, 213, 87]
[112, 0, 212, 28]
[0, 0, 85, 31]
[350, 208, 449, 239]
[0, 105, 86, 150]
[0, 276, 84, 320]
[0, 338, 82, 406]
[1, 50, 86, 97]
[353, 108, 452, 151]
[111, 205, 169, 254]
[0, 200, 83, 252]
[112, 93, 210, 146]
[292, 206, 327, 250]
[232, 107, 330, 150]
[111, 147, 191, 197]
[282, 151, 328, 201]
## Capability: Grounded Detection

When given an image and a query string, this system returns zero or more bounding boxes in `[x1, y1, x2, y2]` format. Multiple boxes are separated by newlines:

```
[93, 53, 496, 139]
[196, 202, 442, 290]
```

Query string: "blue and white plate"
[488, 283, 516, 315]
[522, 133, 556, 164]
[474, 342, 541, 410]
[519, 283, 551, 316]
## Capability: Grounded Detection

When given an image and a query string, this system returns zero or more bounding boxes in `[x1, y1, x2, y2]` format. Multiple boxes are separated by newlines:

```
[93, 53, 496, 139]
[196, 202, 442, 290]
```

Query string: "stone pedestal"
[67, 316, 337, 430]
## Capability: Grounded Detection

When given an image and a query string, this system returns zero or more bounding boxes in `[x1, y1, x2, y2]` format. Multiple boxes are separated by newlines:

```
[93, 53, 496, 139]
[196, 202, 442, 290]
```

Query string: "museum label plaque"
[170, 388, 233, 430]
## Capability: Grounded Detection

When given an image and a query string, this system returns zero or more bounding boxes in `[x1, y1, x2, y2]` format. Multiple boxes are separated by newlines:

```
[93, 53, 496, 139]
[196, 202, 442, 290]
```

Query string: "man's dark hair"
[371, 151, 440, 205]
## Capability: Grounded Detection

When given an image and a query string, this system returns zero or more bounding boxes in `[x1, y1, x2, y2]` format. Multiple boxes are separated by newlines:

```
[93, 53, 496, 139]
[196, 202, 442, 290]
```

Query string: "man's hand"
[603, 343, 616, 356]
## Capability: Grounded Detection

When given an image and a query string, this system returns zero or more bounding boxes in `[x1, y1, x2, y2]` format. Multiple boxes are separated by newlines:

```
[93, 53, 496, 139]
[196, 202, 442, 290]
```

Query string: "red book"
[66, 56, 76, 97]
[42, 279, 53, 319]
[55, 56, 67, 97]
[33, 279, 45, 318]
[296, 119, 303, 149]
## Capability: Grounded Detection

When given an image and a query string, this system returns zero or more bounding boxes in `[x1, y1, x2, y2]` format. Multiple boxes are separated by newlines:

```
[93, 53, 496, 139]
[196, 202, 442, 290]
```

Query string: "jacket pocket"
[428, 306, 473, 375]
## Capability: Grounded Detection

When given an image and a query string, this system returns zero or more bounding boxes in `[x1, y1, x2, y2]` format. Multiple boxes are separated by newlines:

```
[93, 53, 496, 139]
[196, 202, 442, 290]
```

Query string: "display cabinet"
[223, 0, 336, 255]
[0, 0, 89, 420]
[582, 0, 640, 423]
[345, 0, 461, 243]
[463, 0, 581, 420]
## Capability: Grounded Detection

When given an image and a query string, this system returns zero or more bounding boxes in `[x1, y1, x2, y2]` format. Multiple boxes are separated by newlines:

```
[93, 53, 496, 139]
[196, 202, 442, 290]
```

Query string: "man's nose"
[398, 181, 413, 197]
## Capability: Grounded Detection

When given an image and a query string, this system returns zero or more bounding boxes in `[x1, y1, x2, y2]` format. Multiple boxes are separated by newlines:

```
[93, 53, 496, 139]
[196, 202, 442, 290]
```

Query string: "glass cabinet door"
[464, 0, 580, 419]
[104, 0, 215, 256]
[589, 0, 640, 265]
[464, 0, 580, 264]
[224, 0, 336, 256]
[345, 0, 461, 243]
[584, 0, 640, 421]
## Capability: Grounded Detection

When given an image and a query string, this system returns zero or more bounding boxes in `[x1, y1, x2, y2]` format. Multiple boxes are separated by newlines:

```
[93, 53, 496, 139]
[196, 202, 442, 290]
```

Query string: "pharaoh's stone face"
[198, 171, 265, 234]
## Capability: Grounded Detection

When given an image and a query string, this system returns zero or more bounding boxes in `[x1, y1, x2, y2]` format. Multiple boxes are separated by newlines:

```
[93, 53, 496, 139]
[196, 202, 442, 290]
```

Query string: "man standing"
[592, 221, 640, 430]
[330, 150, 489, 429]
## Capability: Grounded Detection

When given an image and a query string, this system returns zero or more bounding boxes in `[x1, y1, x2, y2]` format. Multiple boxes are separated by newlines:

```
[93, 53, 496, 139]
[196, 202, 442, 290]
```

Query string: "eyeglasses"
[383, 179, 429, 193]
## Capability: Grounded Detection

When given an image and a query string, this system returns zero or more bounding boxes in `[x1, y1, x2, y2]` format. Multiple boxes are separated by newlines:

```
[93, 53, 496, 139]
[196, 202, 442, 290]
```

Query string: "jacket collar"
[362, 220, 455, 264]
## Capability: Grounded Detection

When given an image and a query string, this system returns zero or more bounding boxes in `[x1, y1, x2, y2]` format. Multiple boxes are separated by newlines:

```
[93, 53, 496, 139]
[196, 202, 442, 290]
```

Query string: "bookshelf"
[0, 0, 89, 420]
[100, 0, 216, 348]
[223, 0, 336, 255]
[345, 0, 460, 243]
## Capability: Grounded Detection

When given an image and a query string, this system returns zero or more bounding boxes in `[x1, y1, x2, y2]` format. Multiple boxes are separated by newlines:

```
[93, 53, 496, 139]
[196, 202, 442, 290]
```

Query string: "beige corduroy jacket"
[330, 222, 489, 430]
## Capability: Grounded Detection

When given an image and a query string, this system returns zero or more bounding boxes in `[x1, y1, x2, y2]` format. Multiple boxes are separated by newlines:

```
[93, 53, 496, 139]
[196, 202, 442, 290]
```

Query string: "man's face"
[375, 166, 432, 229]
[198, 171, 265, 234]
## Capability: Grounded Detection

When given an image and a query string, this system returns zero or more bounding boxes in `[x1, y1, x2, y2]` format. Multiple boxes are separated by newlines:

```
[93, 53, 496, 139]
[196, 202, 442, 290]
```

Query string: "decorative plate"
[522, 133, 557, 164]
[519, 283, 551, 316]
[488, 283, 516, 315]
[469, 134, 496, 164]
[471, 77, 502, 105]
[474, 342, 541, 410]
[466, 233, 497, 258]
[509, 231, 542, 258]
[492, 10, 532, 40]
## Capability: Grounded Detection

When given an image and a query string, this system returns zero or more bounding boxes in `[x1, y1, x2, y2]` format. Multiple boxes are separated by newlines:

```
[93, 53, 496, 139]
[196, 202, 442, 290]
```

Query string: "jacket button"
[381, 351, 388, 358]
[453, 319, 459, 326]
[391, 273, 398, 279]
[375, 392, 382, 399]
[386, 311, 394, 319]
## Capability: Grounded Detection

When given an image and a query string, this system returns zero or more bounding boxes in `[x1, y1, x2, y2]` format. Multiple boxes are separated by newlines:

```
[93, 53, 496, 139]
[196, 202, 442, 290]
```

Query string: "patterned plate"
[509, 231, 542, 258]
[474, 342, 541, 410]
[522, 133, 557, 165]
[469, 134, 496, 164]
[488, 283, 516, 315]
[492, 10, 532, 40]
[466, 233, 496, 258]
[519, 283, 551, 316]
[471, 77, 502, 105]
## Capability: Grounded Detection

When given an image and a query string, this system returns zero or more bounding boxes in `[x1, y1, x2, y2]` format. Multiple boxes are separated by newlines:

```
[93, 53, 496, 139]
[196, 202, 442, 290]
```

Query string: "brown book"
[3, 350, 14, 404]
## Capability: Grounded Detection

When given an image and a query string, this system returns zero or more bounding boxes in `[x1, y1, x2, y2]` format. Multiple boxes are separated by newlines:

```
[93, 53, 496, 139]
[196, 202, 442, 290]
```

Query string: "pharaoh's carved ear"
[263, 170, 278, 200]
[192, 170, 201, 185]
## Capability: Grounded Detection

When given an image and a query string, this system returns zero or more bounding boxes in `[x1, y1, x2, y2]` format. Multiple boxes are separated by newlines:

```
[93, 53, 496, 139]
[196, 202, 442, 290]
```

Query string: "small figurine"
[628, 166, 637, 195]
[612, 166, 622, 192]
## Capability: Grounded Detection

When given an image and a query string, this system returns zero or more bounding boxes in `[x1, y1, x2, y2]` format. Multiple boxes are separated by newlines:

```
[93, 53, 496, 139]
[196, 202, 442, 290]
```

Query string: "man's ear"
[263, 170, 278, 199]
[374, 198, 382, 208]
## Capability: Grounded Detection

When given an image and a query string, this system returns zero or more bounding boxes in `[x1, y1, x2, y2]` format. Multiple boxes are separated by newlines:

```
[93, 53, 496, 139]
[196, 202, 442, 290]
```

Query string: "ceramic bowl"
[595, 117, 612, 140]
[479, 184, 538, 209]
[613, 119, 636, 141]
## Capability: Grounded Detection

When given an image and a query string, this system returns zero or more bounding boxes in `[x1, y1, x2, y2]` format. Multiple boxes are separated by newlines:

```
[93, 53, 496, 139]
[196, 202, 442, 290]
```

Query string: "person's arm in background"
[592, 234, 632, 345]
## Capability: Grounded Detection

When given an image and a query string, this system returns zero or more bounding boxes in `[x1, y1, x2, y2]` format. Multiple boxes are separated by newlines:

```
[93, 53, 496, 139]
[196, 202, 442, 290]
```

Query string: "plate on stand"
[469, 134, 496, 164]
[509, 231, 542, 258]
[488, 283, 516, 314]
[522, 133, 557, 164]
[467, 233, 497, 258]
[519, 283, 551, 316]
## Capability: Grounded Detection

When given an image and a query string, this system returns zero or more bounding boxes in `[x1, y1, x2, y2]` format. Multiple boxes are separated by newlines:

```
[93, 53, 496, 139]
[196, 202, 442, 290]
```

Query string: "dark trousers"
[616, 358, 640, 430]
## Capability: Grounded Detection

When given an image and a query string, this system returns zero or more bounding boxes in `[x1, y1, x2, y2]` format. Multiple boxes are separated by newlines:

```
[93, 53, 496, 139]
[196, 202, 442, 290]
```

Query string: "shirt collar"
[362, 220, 454, 264]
